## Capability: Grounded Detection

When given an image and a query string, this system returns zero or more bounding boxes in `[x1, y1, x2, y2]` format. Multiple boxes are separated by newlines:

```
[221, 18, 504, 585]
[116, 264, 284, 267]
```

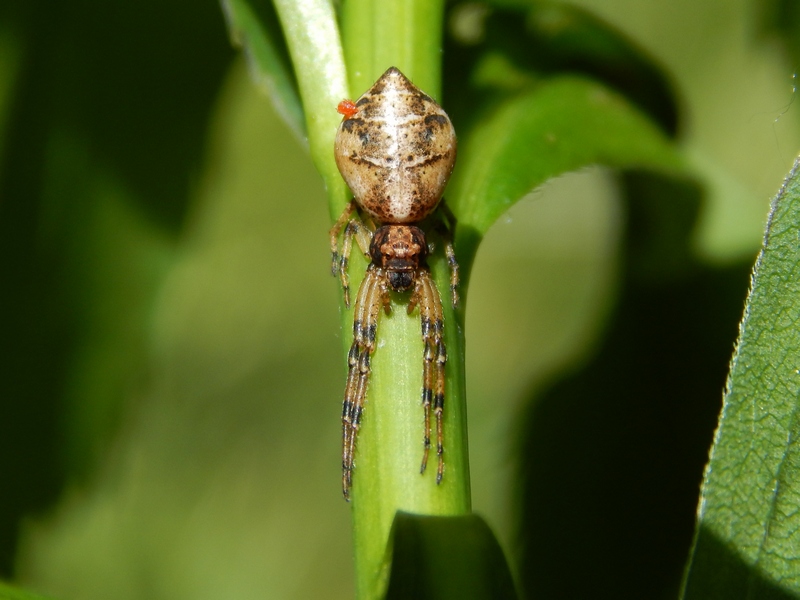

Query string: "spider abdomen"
[334, 67, 457, 224]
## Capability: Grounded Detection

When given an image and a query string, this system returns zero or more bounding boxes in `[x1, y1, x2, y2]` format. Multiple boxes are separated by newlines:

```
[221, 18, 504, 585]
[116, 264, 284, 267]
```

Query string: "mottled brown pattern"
[334, 67, 457, 224]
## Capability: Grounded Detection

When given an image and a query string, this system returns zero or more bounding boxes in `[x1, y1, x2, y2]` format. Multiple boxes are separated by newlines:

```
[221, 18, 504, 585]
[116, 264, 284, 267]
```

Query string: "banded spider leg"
[329, 200, 373, 308]
[409, 269, 447, 483]
[434, 201, 460, 308]
[341, 266, 388, 499]
[330, 202, 459, 499]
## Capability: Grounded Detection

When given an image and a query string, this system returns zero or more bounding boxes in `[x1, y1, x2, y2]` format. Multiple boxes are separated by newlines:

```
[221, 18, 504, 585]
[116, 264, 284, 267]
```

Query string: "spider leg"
[444, 241, 459, 309]
[330, 201, 356, 276]
[434, 201, 460, 308]
[414, 269, 446, 483]
[341, 266, 388, 499]
[330, 201, 374, 308]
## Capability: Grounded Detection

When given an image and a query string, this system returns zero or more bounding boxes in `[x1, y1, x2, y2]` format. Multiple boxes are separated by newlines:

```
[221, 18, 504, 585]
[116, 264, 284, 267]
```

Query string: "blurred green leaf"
[447, 75, 686, 271]
[757, 0, 800, 69]
[222, 0, 349, 218]
[681, 157, 800, 599]
[221, 0, 303, 139]
[0, 582, 53, 600]
[523, 3, 678, 133]
[0, 0, 232, 573]
[445, 2, 678, 135]
[385, 512, 517, 600]
[15, 63, 354, 600]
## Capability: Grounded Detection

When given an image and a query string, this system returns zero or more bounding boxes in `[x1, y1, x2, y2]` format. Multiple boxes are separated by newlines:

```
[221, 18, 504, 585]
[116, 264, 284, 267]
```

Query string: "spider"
[330, 67, 459, 500]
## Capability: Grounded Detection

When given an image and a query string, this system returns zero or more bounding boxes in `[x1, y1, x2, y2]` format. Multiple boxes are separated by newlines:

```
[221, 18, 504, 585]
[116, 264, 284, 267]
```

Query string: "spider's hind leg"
[434, 201, 459, 308]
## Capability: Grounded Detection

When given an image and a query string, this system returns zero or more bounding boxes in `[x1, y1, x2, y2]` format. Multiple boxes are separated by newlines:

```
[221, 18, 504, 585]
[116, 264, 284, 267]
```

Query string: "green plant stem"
[271, 0, 350, 211]
[340, 0, 444, 99]
[337, 1, 472, 599]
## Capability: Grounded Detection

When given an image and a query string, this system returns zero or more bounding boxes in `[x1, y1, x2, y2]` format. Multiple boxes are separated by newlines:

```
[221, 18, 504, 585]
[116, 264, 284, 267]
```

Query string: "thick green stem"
[340, 0, 444, 99]
[337, 2, 472, 599]
[272, 0, 350, 210]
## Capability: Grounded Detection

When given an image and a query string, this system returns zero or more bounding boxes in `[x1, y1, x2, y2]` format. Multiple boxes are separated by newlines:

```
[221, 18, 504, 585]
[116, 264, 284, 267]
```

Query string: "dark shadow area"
[387, 512, 518, 600]
[515, 172, 753, 599]
[0, 0, 233, 576]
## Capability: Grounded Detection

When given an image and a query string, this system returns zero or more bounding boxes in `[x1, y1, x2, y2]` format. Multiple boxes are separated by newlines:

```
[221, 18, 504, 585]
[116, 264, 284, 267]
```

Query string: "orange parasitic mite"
[336, 99, 359, 119]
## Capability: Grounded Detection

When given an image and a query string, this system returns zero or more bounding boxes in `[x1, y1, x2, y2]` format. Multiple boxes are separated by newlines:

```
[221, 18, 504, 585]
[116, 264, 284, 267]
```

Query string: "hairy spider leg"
[341, 266, 388, 499]
[433, 202, 460, 308]
[410, 270, 447, 483]
[329, 201, 373, 307]
[329, 201, 356, 275]
[444, 238, 459, 309]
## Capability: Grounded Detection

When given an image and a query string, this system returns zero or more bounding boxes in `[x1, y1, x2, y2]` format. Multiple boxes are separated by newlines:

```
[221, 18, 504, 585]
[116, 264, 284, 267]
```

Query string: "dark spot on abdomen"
[342, 118, 365, 132]
[424, 114, 449, 128]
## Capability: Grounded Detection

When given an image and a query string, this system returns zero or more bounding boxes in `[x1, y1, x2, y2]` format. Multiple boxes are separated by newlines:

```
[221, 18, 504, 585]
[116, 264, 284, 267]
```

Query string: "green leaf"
[445, 2, 678, 135]
[756, 0, 800, 70]
[0, 582, 53, 600]
[681, 157, 800, 599]
[221, 0, 304, 138]
[385, 512, 517, 600]
[447, 75, 687, 272]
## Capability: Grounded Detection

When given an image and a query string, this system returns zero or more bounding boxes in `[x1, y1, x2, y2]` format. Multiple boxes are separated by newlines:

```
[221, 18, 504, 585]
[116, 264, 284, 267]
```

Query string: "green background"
[1, 0, 799, 598]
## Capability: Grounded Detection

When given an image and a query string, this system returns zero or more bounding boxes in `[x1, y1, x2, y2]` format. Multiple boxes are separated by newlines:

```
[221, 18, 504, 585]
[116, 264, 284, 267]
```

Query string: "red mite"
[337, 99, 359, 119]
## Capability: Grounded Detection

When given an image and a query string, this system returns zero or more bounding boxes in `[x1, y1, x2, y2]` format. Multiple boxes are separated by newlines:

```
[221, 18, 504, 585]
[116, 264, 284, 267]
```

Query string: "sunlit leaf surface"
[682, 157, 800, 599]
[447, 76, 686, 269]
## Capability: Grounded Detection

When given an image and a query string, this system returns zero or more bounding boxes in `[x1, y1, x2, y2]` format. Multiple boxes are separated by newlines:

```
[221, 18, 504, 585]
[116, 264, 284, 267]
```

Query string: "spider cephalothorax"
[330, 67, 458, 500]
[370, 225, 427, 291]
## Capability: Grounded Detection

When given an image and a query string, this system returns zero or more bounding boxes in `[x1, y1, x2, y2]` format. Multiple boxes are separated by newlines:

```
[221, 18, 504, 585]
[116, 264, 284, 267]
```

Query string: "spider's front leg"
[329, 201, 374, 307]
[410, 269, 447, 484]
[341, 266, 389, 500]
